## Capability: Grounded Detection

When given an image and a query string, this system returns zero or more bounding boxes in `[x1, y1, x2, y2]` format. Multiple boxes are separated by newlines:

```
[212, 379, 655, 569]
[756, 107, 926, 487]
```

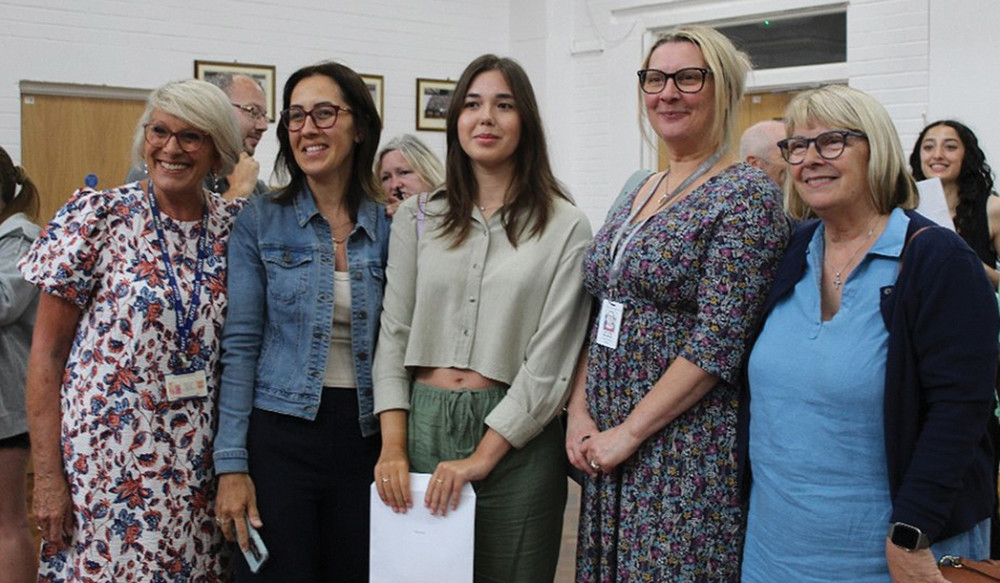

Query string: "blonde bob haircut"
[376, 134, 444, 191]
[642, 25, 751, 153]
[783, 84, 917, 220]
[131, 79, 242, 179]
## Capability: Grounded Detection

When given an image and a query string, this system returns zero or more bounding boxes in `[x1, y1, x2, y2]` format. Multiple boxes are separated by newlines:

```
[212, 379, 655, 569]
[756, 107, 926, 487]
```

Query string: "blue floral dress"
[576, 164, 789, 582]
[19, 184, 243, 583]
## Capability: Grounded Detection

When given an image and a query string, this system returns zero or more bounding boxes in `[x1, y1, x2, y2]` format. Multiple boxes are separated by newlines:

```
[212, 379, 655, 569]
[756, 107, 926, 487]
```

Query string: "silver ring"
[215, 517, 225, 526]
[589, 460, 601, 471]
[36, 524, 43, 531]
[381, 477, 390, 483]
[435, 478, 444, 484]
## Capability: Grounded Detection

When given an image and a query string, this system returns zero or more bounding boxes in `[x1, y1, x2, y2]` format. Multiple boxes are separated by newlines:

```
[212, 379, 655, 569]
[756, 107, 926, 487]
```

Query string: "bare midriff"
[414, 367, 502, 390]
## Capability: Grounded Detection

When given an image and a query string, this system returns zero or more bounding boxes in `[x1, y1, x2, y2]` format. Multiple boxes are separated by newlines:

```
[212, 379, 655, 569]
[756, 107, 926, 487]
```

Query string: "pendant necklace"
[827, 215, 879, 289]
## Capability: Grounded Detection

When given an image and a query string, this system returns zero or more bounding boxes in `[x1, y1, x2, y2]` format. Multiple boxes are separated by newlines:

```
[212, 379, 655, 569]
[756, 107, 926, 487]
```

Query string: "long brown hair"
[440, 54, 569, 247]
[0, 147, 39, 224]
[272, 62, 384, 217]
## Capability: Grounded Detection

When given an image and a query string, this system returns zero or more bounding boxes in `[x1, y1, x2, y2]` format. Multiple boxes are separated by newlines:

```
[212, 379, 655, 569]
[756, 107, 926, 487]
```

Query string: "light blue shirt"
[741, 209, 986, 581]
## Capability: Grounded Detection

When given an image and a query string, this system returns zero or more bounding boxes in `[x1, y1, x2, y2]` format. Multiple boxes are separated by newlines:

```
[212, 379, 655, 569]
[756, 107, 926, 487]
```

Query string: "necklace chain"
[827, 215, 880, 289]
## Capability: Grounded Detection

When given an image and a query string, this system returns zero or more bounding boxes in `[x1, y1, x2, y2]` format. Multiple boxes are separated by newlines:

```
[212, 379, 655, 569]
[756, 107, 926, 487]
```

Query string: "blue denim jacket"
[214, 185, 389, 474]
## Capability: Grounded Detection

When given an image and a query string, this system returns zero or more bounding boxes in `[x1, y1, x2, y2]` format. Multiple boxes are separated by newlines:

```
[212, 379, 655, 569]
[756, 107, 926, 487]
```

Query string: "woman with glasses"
[373, 54, 592, 582]
[19, 79, 244, 581]
[213, 61, 387, 582]
[564, 25, 789, 581]
[738, 85, 997, 581]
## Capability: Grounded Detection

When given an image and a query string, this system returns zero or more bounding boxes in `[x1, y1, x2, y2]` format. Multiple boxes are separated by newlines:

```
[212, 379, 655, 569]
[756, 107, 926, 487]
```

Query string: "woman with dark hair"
[213, 61, 388, 582]
[0, 146, 40, 583]
[373, 54, 592, 581]
[910, 120, 999, 287]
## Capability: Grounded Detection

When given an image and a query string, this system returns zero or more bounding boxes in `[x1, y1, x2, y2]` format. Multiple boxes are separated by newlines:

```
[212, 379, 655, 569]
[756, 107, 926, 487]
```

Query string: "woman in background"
[20, 79, 243, 581]
[740, 85, 997, 581]
[565, 25, 789, 581]
[0, 147, 41, 583]
[910, 120, 1000, 287]
[376, 134, 444, 217]
[214, 61, 387, 582]
[373, 54, 592, 582]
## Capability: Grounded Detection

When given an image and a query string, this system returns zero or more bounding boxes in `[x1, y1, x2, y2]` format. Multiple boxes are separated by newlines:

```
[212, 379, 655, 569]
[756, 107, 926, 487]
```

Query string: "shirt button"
[305, 405, 316, 414]
[463, 330, 469, 336]
[359, 352, 368, 361]
[469, 297, 476, 303]
[353, 272, 362, 281]
[359, 310, 367, 319]
[310, 370, 321, 379]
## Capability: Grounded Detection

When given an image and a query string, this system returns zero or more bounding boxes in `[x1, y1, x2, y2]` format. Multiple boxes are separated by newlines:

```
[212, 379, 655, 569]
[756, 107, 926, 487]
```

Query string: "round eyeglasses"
[143, 123, 209, 153]
[637, 67, 712, 94]
[280, 103, 352, 132]
[777, 130, 868, 165]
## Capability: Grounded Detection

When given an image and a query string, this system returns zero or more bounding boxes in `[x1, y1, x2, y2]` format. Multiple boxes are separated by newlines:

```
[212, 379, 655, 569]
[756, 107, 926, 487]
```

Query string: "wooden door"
[657, 88, 798, 171]
[21, 93, 146, 224]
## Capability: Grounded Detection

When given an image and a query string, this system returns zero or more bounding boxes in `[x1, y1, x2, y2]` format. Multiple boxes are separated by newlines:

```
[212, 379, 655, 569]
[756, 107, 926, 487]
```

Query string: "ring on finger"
[435, 478, 444, 484]
[381, 477, 390, 483]
[215, 517, 225, 526]
[589, 459, 601, 471]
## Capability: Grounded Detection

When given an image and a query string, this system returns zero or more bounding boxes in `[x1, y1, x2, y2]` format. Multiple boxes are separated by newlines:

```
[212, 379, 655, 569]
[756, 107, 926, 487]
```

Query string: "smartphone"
[242, 515, 269, 574]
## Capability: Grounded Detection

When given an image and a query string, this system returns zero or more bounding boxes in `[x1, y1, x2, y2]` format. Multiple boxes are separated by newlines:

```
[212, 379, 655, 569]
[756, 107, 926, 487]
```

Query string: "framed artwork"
[361, 74, 384, 121]
[416, 78, 456, 131]
[194, 60, 277, 122]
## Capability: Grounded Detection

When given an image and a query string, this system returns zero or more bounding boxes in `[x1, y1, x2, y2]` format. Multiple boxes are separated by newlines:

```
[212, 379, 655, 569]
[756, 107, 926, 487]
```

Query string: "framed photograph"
[194, 60, 277, 122]
[361, 74, 384, 121]
[416, 78, 456, 131]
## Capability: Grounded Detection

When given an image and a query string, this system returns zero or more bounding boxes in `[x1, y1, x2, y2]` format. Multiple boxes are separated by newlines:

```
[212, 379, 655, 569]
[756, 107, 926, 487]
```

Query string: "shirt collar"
[807, 207, 910, 261]
[292, 182, 381, 241]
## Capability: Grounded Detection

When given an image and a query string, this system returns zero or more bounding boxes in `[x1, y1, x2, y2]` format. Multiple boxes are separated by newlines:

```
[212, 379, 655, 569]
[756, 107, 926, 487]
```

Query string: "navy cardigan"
[737, 210, 998, 543]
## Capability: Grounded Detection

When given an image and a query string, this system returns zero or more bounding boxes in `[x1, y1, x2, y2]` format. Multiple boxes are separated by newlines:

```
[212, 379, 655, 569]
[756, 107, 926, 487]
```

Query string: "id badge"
[595, 299, 624, 350]
[165, 369, 209, 401]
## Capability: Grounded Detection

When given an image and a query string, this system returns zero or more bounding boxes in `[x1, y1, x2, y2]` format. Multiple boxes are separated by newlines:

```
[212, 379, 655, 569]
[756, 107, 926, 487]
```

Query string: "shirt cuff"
[485, 396, 545, 449]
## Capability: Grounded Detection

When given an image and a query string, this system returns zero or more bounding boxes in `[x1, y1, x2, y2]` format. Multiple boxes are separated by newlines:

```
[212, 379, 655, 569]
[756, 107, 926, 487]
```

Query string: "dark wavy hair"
[272, 62, 384, 216]
[439, 54, 569, 247]
[0, 146, 39, 224]
[910, 120, 995, 257]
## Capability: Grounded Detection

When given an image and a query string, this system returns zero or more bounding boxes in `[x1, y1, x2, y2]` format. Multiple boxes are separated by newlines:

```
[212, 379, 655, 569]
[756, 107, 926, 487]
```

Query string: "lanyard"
[608, 148, 725, 285]
[147, 182, 208, 369]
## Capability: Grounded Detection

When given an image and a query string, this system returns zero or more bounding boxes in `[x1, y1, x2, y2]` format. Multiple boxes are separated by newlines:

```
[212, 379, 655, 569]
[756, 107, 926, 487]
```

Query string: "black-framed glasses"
[637, 67, 712, 94]
[232, 102, 267, 122]
[143, 123, 209, 152]
[280, 103, 352, 132]
[777, 130, 868, 165]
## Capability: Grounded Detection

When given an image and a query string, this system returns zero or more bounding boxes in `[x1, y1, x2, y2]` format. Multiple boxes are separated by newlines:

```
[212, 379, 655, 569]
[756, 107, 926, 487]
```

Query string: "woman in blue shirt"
[213, 62, 388, 582]
[738, 85, 998, 581]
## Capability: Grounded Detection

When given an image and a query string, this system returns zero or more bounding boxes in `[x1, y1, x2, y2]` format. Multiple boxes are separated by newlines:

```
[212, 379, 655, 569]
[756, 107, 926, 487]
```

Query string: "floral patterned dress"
[19, 183, 244, 583]
[576, 164, 789, 582]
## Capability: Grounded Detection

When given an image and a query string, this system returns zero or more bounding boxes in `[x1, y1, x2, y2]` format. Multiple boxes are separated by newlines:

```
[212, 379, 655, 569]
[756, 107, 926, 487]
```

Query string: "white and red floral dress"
[20, 183, 243, 582]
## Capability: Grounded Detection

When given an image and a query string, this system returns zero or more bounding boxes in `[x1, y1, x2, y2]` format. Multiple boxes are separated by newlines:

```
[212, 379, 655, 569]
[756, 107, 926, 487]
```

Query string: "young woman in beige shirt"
[372, 54, 593, 582]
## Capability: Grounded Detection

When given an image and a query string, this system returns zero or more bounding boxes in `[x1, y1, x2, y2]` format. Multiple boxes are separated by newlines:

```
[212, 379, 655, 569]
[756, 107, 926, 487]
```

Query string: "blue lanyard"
[147, 182, 208, 370]
[608, 148, 724, 285]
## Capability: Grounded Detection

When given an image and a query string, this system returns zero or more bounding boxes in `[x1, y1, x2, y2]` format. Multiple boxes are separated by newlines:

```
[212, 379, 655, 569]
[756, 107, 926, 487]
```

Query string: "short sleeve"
[18, 188, 114, 309]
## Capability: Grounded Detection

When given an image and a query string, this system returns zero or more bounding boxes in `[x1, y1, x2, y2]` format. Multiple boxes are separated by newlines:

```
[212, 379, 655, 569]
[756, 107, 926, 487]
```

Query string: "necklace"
[826, 215, 880, 289]
[331, 222, 353, 245]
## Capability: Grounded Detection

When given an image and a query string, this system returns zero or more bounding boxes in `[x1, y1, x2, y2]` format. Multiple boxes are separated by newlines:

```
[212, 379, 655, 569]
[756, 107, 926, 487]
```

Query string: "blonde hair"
[783, 84, 916, 220]
[376, 134, 444, 190]
[643, 25, 752, 153]
[131, 79, 242, 178]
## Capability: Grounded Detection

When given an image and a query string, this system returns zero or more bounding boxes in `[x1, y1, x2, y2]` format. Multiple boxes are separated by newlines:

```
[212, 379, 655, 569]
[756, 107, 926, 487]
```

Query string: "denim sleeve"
[214, 202, 264, 474]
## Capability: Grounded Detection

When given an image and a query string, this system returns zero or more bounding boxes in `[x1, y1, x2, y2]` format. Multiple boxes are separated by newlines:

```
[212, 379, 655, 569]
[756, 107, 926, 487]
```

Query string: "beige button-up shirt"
[373, 191, 593, 447]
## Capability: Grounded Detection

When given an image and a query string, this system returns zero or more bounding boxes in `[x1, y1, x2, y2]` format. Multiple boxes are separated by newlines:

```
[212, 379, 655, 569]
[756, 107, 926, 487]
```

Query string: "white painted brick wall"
[0, 0, 509, 184]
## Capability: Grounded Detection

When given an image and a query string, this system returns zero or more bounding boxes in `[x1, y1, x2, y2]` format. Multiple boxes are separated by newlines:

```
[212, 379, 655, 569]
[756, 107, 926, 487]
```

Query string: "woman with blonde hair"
[565, 25, 789, 581]
[739, 85, 997, 581]
[376, 134, 443, 217]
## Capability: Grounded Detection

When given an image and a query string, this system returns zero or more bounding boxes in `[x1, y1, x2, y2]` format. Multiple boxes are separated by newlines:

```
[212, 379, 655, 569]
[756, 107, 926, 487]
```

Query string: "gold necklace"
[826, 215, 880, 289]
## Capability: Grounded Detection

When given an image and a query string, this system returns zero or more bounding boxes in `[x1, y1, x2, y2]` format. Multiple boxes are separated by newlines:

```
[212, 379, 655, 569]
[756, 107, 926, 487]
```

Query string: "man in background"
[740, 119, 787, 189]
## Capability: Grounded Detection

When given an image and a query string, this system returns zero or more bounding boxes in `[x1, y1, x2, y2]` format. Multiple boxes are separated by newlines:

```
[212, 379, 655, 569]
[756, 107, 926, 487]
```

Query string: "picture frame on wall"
[361, 74, 384, 121]
[194, 60, 277, 122]
[416, 78, 456, 131]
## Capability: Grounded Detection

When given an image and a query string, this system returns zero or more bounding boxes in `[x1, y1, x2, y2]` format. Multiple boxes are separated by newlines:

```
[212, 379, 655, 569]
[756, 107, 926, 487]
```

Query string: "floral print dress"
[19, 184, 243, 583]
[576, 164, 789, 582]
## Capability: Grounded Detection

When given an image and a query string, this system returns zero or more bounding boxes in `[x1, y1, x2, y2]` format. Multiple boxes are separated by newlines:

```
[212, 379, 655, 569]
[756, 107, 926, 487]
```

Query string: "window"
[717, 12, 846, 70]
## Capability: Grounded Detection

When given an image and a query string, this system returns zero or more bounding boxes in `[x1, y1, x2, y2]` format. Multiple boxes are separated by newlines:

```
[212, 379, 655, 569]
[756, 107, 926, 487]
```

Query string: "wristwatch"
[887, 522, 931, 551]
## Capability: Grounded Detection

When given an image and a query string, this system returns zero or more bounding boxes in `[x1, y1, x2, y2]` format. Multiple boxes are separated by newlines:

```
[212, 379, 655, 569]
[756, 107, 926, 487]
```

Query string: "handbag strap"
[898, 225, 935, 274]
[939, 555, 1000, 581]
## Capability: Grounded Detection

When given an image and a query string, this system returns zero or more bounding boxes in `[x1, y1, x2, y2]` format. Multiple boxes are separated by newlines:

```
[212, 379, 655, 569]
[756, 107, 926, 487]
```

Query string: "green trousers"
[408, 382, 567, 583]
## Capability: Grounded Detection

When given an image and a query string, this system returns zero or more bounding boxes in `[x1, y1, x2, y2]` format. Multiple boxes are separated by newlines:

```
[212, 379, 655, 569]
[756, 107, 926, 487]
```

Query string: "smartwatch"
[887, 522, 931, 551]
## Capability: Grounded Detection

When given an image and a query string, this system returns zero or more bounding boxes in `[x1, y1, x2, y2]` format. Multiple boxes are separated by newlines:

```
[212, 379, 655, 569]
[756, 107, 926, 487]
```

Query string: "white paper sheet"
[369, 472, 476, 583]
[915, 177, 956, 231]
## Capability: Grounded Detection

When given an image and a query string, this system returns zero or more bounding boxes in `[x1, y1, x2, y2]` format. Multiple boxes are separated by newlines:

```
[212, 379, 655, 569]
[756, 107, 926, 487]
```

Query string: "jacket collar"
[291, 183, 380, 242]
